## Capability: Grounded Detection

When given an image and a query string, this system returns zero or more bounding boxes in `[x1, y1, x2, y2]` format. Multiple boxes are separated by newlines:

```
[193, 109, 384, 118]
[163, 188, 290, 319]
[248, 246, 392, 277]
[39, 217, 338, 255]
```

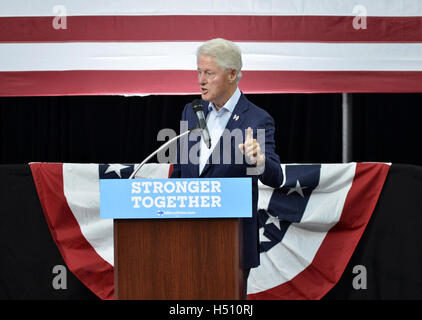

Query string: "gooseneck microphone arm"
[128, 129, 191, 179]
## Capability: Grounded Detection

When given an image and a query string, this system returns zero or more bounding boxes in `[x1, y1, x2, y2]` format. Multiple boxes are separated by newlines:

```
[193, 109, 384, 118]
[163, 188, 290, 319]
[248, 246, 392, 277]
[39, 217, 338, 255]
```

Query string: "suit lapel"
[224, 94, 249, 133]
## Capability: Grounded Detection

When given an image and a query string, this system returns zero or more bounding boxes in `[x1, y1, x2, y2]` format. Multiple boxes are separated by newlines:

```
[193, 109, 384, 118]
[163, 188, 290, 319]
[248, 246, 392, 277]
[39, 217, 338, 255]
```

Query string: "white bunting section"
[1, 0, 422, 17]
[2, 42, 422, 72]
[63, 164, 114, 266]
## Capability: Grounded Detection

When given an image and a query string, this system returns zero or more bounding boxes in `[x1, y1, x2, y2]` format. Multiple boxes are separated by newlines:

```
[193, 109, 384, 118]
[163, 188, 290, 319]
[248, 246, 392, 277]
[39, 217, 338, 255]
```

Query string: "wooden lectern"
[100, 177, 251, 300]
[114, 218, 244, 300]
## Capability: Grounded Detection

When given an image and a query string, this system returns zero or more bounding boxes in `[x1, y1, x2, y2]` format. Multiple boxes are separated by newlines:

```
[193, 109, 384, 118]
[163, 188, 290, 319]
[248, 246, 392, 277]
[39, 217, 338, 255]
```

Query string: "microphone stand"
[129, 129, 191, 179]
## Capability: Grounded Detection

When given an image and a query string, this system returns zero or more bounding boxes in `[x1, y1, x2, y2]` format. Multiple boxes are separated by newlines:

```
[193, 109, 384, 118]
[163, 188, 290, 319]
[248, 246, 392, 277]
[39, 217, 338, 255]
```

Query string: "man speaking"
[171, 38, 283, 285]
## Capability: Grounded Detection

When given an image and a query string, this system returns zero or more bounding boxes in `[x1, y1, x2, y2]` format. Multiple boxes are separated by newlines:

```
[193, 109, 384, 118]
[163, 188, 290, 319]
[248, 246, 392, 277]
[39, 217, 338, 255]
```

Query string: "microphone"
[191, 99, 211, 149]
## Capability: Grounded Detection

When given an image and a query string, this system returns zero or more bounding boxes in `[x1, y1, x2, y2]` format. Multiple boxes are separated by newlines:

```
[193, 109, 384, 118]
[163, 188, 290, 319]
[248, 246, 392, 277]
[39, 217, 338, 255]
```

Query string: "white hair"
[197, 38, 243, 83]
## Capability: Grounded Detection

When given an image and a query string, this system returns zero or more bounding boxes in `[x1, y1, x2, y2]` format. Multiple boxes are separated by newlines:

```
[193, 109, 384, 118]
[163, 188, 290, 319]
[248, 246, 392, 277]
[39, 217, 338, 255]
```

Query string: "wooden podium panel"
[114, 218, 244, 300]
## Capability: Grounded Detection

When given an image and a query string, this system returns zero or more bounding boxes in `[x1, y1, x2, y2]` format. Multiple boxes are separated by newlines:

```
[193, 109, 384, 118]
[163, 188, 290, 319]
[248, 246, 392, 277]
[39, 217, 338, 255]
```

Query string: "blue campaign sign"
[100, 178, 252, 219]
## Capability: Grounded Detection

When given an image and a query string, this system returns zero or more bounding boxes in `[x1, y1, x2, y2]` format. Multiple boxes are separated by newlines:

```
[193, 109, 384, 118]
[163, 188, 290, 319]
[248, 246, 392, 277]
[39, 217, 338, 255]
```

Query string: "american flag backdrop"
[1, 0, 422, 96]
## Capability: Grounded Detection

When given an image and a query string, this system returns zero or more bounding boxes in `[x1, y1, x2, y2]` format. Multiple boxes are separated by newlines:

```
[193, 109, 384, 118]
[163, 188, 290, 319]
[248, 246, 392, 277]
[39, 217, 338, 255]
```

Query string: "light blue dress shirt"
[199, 87, 241, 174]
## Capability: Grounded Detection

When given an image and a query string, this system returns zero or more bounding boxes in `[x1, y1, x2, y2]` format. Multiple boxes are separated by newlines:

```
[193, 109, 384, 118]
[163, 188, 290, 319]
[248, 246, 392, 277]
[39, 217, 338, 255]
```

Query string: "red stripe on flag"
[30, 163, 114, 300]
[2, 15, 422, 43]
[2, 70, 422, 96]
[247, 163, 390, 300]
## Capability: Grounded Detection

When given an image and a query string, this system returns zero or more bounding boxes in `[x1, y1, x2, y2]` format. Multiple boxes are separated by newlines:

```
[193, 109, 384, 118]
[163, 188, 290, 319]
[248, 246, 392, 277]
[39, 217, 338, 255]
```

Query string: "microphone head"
[191, 99, 203, 113]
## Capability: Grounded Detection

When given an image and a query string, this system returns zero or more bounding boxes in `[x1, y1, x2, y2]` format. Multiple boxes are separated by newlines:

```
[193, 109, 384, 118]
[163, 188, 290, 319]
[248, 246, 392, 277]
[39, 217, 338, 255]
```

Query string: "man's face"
[197, 55, 236, 109]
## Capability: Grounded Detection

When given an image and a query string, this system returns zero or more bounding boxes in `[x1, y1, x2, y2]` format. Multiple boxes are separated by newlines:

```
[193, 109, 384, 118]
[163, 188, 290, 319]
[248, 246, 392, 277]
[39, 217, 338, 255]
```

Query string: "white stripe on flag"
[1, 0, 422, 17]
[248, 163, 356, 294]
[2, 42, 422, 72]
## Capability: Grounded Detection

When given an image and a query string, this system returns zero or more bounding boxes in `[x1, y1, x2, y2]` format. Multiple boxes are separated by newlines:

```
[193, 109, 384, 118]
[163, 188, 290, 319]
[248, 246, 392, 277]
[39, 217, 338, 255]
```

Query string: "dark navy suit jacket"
[171, 93, 283, 269]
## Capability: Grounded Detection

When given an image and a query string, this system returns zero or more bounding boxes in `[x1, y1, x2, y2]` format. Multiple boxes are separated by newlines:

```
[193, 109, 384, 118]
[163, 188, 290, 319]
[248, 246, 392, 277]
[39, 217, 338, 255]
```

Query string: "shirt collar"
[208, 87, 241, 115]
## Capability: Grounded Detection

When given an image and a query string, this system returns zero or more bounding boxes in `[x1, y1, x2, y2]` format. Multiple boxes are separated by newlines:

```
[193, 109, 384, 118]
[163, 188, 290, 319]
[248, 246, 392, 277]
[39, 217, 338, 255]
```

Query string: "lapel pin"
[233, 114, 239, 121]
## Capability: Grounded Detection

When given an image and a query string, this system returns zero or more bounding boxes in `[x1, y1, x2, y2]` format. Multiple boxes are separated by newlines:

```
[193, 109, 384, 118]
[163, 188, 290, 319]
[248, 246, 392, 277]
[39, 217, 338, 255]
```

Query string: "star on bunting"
[286, 180, 306, 197]
[104, 164, 130, 178]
